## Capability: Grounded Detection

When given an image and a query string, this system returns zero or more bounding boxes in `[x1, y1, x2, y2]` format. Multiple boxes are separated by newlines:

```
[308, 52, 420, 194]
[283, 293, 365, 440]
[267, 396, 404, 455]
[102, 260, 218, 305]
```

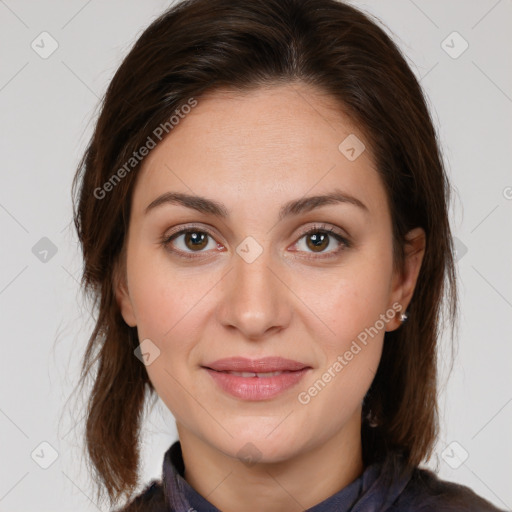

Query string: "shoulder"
[111, 480, 166, 512]
[391, 465, 506, 512]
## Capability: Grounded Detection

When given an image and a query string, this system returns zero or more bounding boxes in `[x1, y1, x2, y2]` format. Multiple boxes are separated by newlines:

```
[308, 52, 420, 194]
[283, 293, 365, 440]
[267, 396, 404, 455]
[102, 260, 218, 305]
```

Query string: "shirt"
[114, 441, 506, 511]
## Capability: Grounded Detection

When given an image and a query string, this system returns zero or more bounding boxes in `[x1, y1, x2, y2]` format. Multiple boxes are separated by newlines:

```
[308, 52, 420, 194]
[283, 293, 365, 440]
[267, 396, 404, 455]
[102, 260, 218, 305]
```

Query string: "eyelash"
[160, 223, 351, 260]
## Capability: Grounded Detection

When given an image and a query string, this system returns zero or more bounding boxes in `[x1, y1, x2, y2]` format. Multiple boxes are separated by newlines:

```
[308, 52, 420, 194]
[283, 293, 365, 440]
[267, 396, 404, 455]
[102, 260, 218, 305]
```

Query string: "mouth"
[202, 356, 309, 373]
[202, 357, 311, 400]
[209, 370, 297, 377]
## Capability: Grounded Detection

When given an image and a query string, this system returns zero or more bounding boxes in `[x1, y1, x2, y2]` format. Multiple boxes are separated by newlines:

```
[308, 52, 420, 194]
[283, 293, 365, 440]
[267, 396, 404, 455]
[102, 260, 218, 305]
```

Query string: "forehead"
[131, 83, 387, 218]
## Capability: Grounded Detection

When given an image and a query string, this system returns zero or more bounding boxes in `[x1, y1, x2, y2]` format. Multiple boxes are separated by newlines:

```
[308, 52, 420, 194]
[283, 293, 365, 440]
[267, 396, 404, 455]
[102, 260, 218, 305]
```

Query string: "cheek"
[295, 274, 387, 393]
[125, 253, 214, 422]
[126, 244, 213, 341]
[295, 253, 394, 349]
[293, 269, 390, 433]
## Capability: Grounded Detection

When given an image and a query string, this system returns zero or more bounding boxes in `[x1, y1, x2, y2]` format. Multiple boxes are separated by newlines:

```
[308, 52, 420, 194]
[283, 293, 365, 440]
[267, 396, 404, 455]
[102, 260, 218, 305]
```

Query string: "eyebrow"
[144, 188, 369, 220]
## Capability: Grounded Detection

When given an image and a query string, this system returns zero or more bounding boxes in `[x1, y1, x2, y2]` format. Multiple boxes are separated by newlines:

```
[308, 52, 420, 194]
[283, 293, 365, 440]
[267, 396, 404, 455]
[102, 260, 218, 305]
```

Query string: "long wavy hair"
[71, 0, 457, 507]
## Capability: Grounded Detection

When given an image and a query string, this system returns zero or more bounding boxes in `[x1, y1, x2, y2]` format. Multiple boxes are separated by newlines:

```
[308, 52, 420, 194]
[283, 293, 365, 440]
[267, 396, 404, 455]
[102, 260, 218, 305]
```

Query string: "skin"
[116, 83, 425, 512]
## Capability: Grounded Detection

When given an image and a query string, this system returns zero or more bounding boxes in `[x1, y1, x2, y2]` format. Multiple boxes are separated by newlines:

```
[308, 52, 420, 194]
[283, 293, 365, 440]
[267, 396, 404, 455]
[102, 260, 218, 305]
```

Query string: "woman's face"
[117, 83, 423, 464]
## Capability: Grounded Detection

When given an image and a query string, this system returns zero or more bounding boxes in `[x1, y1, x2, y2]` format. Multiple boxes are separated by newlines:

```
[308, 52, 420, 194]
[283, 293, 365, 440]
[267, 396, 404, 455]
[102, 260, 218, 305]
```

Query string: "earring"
[400, 312, 409, 324]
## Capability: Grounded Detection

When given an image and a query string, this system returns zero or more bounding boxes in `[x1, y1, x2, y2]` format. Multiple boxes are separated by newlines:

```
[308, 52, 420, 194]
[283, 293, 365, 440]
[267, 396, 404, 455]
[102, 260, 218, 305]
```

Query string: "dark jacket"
[113, 441, 506, 511]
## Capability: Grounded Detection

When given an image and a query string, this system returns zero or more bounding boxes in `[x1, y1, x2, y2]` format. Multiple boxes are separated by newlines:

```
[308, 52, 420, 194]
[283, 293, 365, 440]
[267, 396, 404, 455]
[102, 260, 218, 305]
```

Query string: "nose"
[216, 243, 292, 341]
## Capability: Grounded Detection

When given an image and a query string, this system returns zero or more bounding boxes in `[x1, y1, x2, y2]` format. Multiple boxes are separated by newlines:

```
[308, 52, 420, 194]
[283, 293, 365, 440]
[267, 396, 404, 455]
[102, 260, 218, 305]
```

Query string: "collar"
[161, 441, 414, 512]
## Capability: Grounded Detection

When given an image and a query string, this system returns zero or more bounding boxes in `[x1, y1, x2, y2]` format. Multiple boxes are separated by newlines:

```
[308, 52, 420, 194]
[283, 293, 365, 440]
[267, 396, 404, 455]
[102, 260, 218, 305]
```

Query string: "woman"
[72, 0, 505, 510]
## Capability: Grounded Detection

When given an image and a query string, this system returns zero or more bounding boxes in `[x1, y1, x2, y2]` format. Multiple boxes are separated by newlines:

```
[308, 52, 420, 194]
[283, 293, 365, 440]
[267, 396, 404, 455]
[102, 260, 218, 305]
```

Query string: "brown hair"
[72, 0, 457, 507]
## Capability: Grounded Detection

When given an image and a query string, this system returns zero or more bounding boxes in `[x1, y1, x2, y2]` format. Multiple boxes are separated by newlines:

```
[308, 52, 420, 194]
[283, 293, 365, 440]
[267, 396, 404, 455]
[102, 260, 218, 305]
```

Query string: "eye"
[161, 226, 221, 257]
[160, 223, 350, 260]
[290, 224, 350, 258]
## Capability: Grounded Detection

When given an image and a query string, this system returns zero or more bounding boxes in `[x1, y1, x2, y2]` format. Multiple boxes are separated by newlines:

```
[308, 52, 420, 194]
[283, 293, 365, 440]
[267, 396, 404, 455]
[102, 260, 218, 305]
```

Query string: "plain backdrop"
[0, 1, 511, 511]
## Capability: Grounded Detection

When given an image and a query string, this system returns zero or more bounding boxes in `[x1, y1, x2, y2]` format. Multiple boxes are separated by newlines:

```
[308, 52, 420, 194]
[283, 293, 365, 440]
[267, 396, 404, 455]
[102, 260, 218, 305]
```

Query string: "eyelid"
[162, 223, 222, 245]
[295, 222, 349, 241]
[161, 223, 223, 258]
[289, 223, 351, 258]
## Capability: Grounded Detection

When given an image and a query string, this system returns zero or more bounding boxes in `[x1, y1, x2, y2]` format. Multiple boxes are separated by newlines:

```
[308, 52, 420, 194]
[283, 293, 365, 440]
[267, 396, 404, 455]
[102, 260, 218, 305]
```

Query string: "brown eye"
[291, 225, 351, 259]
[163, 228, 219, 256]
[305, 232, 330, 252]
[183, 231, 209, 251]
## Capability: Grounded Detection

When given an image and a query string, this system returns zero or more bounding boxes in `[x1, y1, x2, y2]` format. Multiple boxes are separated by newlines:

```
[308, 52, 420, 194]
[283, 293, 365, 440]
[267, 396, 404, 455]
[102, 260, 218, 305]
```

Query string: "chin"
[208, 421, 306, 465]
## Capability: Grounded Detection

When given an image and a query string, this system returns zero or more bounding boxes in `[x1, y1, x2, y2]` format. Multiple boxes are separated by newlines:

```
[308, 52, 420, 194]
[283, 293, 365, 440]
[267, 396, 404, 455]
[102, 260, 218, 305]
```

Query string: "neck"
[177, 414, 364, 512]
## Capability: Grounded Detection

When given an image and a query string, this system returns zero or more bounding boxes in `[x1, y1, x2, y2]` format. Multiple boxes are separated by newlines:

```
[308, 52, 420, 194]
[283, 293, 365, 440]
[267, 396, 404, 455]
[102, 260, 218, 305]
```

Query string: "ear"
[386, 227, 426, 332]
[113, 257, 137, 327]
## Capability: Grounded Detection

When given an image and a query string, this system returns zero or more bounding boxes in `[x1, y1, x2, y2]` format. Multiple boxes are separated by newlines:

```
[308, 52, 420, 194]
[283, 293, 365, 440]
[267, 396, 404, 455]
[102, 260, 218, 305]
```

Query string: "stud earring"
[400, 312, 409, 324]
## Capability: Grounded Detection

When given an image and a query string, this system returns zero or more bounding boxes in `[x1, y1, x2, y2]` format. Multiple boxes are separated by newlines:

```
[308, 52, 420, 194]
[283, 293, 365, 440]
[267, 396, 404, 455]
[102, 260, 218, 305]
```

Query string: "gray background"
[0, 0, 511, 510]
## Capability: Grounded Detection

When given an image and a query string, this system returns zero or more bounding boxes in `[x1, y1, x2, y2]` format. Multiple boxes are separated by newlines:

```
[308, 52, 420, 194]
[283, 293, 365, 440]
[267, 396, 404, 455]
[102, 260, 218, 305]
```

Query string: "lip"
[203, 356, 309, 373]
[202, 357, 311, 401]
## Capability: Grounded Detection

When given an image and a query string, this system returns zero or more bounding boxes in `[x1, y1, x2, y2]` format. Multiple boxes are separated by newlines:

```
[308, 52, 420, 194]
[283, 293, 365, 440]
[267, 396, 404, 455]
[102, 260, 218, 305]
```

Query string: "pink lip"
[203, 356, 308, 372]
[202, 357, 311, 401]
